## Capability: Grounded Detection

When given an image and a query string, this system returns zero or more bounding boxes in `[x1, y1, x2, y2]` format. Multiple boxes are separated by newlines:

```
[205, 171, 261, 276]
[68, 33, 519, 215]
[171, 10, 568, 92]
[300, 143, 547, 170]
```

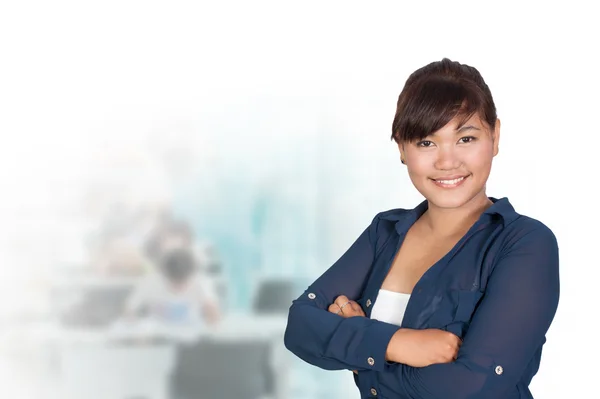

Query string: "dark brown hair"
[160, 247, 197, 283]
[391, 58, 497, 143]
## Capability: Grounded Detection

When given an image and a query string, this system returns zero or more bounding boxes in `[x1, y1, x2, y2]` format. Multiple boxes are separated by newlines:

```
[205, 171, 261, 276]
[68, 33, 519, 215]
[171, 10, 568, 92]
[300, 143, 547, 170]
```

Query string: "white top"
[369, 289, 411, 327]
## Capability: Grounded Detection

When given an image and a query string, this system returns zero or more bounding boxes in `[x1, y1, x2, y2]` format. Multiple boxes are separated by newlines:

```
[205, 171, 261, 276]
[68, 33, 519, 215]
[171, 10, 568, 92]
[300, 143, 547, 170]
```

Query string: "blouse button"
[370, 387, 378, 396]
[308, 293, 316, 299]
[495, 365, 504, 375]
[367, 357, 375, 366]
[366, 299, 372, 307]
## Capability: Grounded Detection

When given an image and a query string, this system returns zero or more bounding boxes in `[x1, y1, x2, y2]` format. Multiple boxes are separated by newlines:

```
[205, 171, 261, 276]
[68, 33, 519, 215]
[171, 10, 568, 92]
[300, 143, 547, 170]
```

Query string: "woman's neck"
[419, 192, 493, 238]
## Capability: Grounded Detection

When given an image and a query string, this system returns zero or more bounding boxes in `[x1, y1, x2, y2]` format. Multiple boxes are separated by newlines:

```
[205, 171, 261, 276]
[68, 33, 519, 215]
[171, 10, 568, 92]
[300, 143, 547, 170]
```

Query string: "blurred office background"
[0, 1, 598, 398]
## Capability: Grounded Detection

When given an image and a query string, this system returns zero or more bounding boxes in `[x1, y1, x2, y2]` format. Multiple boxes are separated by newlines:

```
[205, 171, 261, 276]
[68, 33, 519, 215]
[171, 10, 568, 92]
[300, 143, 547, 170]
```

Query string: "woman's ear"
[397, 142, 406, 163]
[493, 119, 501, 157]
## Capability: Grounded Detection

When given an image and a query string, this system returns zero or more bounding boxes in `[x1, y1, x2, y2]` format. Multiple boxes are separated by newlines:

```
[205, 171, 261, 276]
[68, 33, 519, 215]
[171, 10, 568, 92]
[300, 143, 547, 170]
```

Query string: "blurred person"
[124, 247, 220, 324]
[284, 58, 559, 398]
[144, 218, 227, 304]
[143, 218, 193, 263]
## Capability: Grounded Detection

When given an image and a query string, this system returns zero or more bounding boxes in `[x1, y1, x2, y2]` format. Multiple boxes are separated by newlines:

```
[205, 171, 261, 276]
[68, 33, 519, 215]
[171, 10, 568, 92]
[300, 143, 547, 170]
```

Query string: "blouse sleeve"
[284, 215, 401, 372]
[371, 224, 560, 398]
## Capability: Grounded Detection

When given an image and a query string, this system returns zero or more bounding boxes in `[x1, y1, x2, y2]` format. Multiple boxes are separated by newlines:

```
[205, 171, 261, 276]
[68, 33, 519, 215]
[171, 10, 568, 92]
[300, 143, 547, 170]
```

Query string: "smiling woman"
[399, 112, 498, 211]
[392, 59, 499, 213]
[284, 58, 560, 399]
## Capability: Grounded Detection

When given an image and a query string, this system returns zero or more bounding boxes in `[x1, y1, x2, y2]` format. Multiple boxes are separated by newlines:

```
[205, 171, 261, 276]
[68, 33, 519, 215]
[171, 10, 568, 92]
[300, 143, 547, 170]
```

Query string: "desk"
[0, 313, 289, 399]
[3, 312, 285, 343]
[106, 313, 287, 342]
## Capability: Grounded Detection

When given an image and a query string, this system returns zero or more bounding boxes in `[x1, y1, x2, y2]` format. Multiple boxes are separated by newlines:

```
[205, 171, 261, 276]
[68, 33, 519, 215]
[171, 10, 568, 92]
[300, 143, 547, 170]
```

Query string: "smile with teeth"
[431, 175, 470, 187]
[437, 177, 465, 184]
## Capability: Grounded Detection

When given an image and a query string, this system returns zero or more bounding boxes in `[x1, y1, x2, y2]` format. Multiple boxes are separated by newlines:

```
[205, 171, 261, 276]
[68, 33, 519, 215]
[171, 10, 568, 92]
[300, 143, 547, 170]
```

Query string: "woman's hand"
[329, 295, 365, 374]
[327, 295, 365, 318]
[386, 328, 462, 367]
[327, 295, 460, 368]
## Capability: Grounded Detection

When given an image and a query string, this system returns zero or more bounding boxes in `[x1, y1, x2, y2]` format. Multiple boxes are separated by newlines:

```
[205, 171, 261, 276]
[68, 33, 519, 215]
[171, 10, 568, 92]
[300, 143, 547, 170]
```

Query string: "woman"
[283, 58, 559, 399]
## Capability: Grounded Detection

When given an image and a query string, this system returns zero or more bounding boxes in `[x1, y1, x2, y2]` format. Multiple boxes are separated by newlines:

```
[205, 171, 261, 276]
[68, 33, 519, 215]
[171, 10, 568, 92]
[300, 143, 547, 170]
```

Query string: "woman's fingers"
[350, 301, 366, 316]
[330, 295, 366, 318]
[328, 303, 342, 314]
[334, 295, 350, 309]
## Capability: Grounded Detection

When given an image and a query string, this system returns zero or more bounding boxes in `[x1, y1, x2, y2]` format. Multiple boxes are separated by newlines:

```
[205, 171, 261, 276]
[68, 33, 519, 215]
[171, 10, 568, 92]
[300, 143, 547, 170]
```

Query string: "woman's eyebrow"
[456, 124, 481, 133]
[428, 124, 482, 138]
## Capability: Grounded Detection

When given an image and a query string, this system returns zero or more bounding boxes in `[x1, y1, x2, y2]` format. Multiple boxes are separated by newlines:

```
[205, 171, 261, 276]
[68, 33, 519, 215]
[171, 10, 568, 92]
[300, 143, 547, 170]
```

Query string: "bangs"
[392, 76, 489, 143]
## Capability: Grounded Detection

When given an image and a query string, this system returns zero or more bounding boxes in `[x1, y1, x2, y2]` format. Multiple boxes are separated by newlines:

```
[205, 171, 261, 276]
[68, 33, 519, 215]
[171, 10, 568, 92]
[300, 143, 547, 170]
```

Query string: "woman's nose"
[434, 148, 461, 170]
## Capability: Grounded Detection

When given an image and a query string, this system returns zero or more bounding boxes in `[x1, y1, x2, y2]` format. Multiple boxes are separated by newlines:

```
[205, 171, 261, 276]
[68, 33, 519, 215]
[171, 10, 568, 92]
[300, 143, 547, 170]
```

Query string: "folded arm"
[284, 217, 401, 372]
[371, 225, 560, 399]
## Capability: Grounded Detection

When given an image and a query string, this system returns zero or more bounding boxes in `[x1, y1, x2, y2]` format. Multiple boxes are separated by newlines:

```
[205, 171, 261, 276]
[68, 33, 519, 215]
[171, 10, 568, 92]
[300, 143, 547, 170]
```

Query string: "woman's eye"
[459, 136, 476, 143]
[417, 140, 433, 147]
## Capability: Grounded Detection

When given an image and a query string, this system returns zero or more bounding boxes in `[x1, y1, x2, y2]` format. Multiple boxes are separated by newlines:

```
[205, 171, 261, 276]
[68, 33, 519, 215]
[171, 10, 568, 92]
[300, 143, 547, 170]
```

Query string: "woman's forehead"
[428, 113, 485, 136]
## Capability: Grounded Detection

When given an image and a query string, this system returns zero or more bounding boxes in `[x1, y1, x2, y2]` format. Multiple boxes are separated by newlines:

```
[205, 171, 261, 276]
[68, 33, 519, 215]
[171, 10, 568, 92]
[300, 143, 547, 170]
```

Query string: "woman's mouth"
[431, 175, 470, 188]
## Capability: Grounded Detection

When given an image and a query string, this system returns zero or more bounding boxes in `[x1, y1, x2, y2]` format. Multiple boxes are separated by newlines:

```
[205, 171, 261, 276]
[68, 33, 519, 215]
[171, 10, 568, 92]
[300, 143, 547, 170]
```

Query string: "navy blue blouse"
[284, 197, 560, 399]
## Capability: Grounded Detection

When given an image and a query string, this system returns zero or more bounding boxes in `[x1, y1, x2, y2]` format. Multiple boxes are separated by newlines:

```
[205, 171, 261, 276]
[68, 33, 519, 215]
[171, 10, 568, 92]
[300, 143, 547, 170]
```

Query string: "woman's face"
[398, 113, 500, 210]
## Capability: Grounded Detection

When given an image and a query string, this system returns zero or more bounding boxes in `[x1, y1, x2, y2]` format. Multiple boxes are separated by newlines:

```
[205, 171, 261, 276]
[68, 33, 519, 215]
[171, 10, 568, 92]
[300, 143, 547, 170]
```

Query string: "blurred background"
[0, 1, 598, 398]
